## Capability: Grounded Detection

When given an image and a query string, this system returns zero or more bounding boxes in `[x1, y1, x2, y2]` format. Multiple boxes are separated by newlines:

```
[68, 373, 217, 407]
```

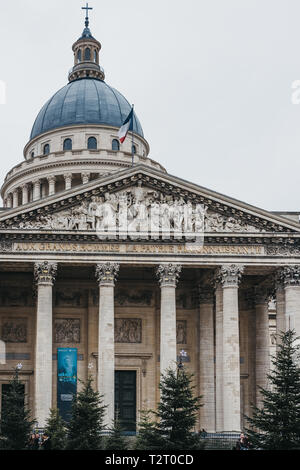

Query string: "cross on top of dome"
[82, 3, 93, 28]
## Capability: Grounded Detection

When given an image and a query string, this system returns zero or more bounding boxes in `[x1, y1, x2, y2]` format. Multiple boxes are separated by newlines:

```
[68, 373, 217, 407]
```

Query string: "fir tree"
[44, 409, 67, 450]
[135, 366, 202, 450]
[105, 412, 128, 450]
[66, 376, 106, 450]
[134, 410, 163, 450]
[246, 329, 300, 450]
[0, 366, 35, 450]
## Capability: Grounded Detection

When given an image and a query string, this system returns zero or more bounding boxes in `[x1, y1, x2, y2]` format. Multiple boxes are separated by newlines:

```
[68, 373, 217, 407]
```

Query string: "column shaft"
[199, 289, 216, 432]
[222, 285, 241, 432]
[95, 263, 119, 427]
[34, 261, 57, 428]
[255, 299, 270, 407]
[215, 286, 223, 431]
[157, 264, 181, 375]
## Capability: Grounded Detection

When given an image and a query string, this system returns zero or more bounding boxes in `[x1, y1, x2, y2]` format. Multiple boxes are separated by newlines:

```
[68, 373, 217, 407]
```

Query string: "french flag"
[118, 107, 134, 143]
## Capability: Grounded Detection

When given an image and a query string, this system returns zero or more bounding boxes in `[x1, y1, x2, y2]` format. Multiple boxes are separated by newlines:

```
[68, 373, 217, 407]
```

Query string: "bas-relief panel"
[115, 289, 153, 307]
[54, 318, 81, 343]
[0, 317, 28, 343]
[115, 318, 142, 343]
[54, 289, 88, 307]
[0, 287, 33, 307]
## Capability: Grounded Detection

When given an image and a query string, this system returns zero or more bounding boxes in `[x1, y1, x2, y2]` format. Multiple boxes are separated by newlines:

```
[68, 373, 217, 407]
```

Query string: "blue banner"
[57, 348, 77, 422]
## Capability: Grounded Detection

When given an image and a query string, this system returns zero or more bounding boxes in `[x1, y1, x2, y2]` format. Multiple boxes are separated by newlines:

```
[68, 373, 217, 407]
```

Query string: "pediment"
[0, 165, 299, 237]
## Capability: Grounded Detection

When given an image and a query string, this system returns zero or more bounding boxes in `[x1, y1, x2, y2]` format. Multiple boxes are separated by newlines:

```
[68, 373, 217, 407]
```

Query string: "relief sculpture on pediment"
[7, 185, 264, 236]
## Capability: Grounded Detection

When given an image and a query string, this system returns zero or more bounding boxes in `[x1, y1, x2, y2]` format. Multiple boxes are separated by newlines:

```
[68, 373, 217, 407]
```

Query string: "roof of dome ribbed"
[30, 78, 144, 140]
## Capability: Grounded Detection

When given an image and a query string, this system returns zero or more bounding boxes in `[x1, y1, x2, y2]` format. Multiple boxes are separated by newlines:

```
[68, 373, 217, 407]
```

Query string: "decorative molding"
[34, 261, 58, 285]
[156, 263, 182, 287]
[95, 262, 119, 285]
[215, 264, 244, 287]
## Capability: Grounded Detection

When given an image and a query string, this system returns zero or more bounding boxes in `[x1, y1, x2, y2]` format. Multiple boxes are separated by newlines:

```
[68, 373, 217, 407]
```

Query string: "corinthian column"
[156, 264, 181, 374]
[21, 184, 29, 205]
[33, 179, 41, 201]
[34, 261, 57, 428]
[198, 285, 215, 432]
[215, 264, 244, 432]
[64, 173, 73, 191]
[254, 285, 271, 407]
[277, 266, 300, 336]
[95, 262, 119, 427]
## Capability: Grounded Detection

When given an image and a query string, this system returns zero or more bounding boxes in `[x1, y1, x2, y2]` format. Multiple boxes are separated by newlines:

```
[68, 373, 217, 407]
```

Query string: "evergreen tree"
[0, 367, 35, 450]
[105, 412, 128, 450]
[66, 376, 106, 450]
[135, 366, 202, 450]
[44, 409, 67, 450]
[246, 329, 300, 450]
[134, 410, 163, 450]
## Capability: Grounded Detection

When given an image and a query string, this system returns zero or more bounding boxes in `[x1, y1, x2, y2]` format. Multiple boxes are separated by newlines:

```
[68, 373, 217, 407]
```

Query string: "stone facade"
[1, 15, 300, 434]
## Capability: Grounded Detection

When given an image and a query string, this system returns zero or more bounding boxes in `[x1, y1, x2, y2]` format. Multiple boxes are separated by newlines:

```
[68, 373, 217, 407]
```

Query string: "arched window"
[77, 49, 82, 63]
[94, 50, 97, 62]
[63, 138, 72, 151]
[30, 151, 35, 158]
[84, 47, 91, 61]
[87, 136, 97, 150]
[112, 139, 120, 151]
[132, 144, 137, 155]
[43, 144, 50, 155]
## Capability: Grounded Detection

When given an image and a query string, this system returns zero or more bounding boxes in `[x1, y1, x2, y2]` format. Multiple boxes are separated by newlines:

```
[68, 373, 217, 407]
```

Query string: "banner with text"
[57, 348, 77, 422]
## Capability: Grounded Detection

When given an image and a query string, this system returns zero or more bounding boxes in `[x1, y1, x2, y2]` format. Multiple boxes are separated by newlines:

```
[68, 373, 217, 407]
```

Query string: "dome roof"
[30, 78, 144, 140]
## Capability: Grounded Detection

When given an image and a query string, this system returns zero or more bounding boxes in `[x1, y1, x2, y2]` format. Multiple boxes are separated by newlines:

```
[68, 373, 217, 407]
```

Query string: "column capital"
[95, 262, 119, 286]
[156, 263, 182, 287]
[276, 265, 300, 287]
[34, 261, 58, 285]
[12, 188, 19, 195]
[32, 178, 41, 185]
[63, 172, 73, 180]
[215, 264, 244, 288]
[21, 183, 29, 190]
[47, 175, 57, 183]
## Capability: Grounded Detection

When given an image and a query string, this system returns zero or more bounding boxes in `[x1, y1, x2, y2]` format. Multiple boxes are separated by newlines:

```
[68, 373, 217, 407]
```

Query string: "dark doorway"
[115, 371, 136, 432]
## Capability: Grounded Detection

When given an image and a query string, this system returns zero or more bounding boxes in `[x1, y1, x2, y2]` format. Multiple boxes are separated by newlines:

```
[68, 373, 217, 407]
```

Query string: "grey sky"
[0, 0, 299, 211]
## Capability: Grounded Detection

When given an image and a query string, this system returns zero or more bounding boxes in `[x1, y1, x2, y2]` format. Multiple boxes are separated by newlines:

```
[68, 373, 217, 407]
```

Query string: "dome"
[30, 78, 144, 140]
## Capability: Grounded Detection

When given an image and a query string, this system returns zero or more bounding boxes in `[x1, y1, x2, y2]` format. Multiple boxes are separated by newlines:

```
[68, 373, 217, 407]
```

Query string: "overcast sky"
[0, 0, 300, 211]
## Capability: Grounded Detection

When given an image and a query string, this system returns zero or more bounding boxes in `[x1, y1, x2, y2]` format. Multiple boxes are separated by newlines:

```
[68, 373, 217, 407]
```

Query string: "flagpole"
[131, 104, 134, 167]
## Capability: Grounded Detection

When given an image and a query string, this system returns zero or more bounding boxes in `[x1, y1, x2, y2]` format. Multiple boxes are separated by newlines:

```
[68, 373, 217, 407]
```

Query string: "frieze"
[1, 318, 27, 343]
[115, 318, 142, 343]
[55, 289, 88, 307]
[54, 318, 80, 343]
[0, 287, 33, 306]
[115, 289, 153, 306]
[12, 241, 267, 255]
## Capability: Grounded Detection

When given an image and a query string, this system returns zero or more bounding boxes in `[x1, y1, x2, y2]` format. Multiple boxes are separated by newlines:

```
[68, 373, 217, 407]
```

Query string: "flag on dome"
[118, 107, 134, 143]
